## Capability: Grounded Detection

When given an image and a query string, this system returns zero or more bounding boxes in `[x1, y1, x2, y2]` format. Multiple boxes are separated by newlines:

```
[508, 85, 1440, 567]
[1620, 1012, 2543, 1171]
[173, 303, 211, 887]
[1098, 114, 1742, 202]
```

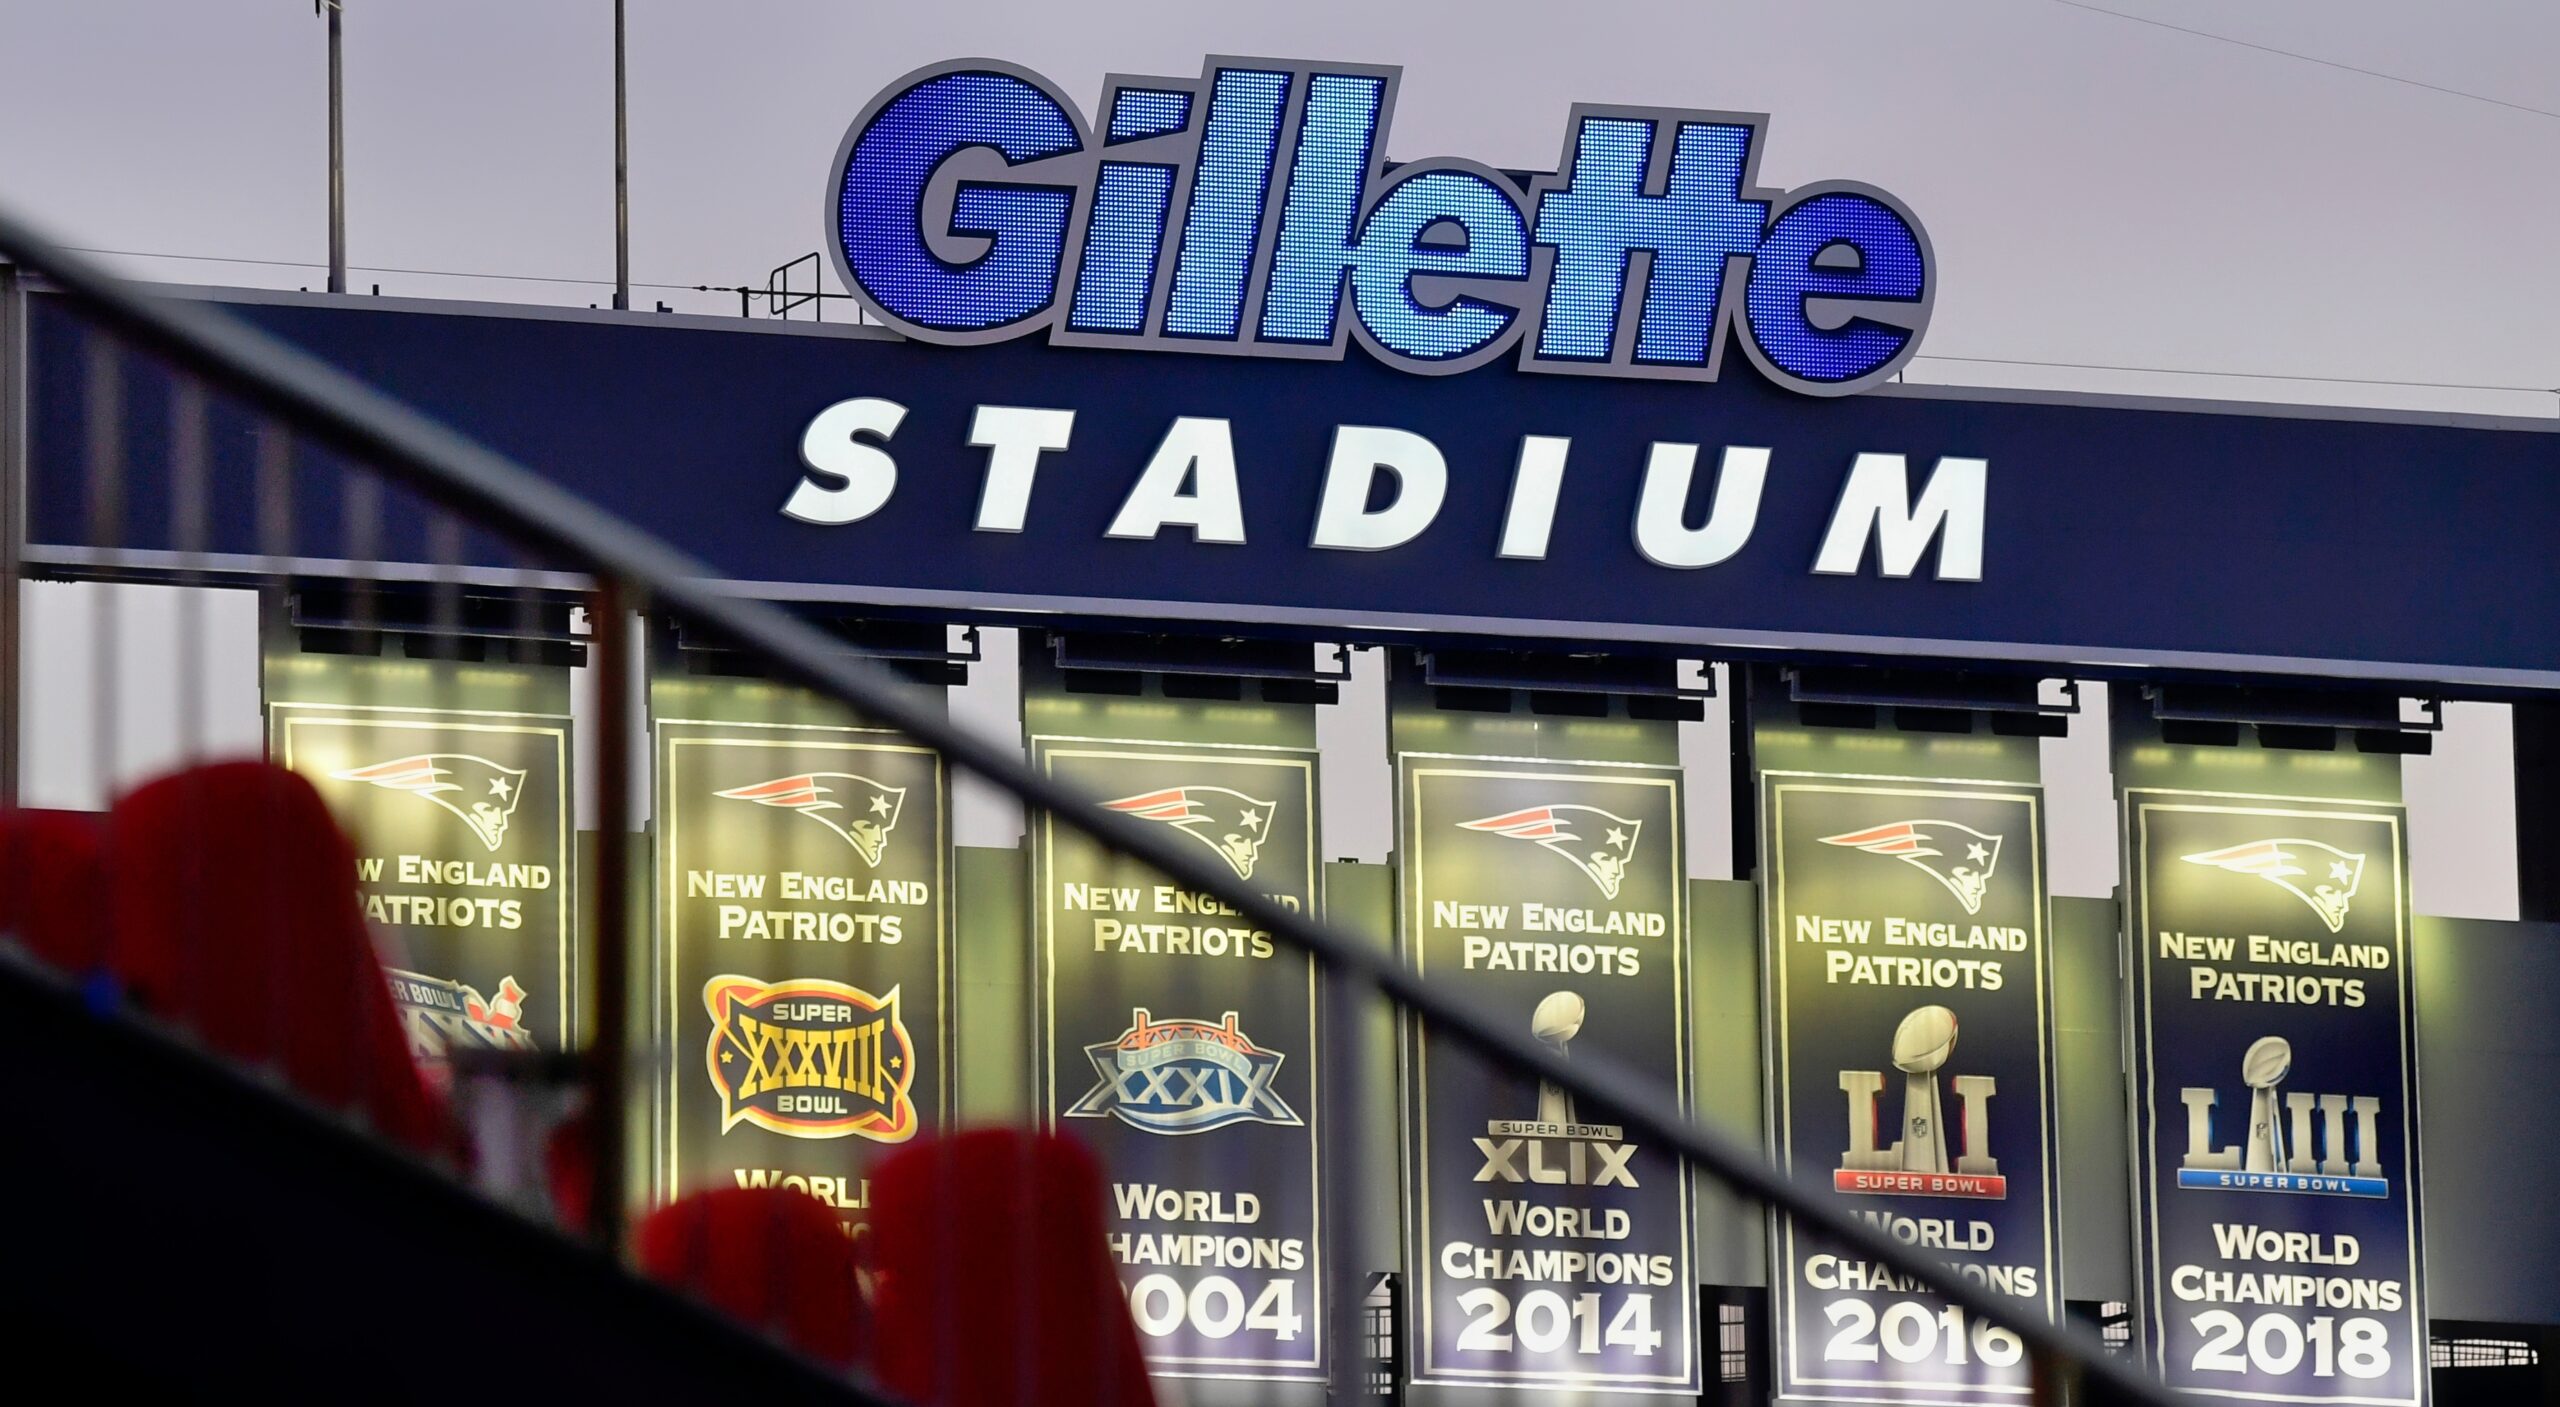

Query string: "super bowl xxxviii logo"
[1458, 804, 1639, 899]
[333, 754, 528, 851]
[715, 773, 907, 866]
[2176, 1036, 2388, 1198]
[1066, 1009, 1301, 1135]
[1101, 787, 1274, 880]
[1835, 1004, 2005, 1199]
[2183, 839, 2365, 934]
[1820, 819, 2002, 914]
[704, 975, 917, 1142]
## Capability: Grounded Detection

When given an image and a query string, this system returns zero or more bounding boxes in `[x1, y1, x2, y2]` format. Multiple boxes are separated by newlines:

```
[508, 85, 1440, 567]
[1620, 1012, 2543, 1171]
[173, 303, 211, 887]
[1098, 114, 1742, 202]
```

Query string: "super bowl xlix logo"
[2177, 1036, 2387, 1198]
[704, 975, 917, 1142]
[1066, 1009, 1301, 1134]
[333, 754, 529, 851]
[1837, 1004, 2006, 1199]
[1820, 819, 2002, 915]
[1457, 805, 1641, 899]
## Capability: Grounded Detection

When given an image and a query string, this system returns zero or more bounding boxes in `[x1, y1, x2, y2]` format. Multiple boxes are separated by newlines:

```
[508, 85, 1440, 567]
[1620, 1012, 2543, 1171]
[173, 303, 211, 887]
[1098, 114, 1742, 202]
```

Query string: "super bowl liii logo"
[1067, 1010, 1302, 1135]
[704, 975, 918, 1142]
[1836, 1004, 2005, 1199]
[2178, 1037, 2387, 1198]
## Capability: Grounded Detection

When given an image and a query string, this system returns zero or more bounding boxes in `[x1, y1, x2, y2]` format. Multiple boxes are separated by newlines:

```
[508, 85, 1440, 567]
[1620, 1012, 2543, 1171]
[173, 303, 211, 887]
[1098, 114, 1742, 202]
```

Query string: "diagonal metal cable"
[0, 202, 2181, 1406]
[2039, 0, 2560, 123]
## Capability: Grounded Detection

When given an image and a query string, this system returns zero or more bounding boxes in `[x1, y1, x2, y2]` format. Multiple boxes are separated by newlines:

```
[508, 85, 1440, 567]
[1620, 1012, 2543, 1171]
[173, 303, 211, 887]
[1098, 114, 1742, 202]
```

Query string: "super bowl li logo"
[704, 975, 918, 1142]
[1067, 1010, 1302, 1135]
[1836, 1005, 2005, 1199]
[2177, 1036, 2387, 1198]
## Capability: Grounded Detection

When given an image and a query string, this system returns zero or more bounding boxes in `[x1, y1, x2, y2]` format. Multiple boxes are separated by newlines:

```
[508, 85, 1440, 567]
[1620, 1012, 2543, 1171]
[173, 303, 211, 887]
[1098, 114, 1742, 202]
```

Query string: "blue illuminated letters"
[830, 57, 1932, 396]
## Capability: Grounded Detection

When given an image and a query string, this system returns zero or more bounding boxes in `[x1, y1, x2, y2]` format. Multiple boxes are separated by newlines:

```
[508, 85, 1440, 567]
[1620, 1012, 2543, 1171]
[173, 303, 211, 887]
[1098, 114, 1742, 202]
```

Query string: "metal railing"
[0, 201, 2175, 1406]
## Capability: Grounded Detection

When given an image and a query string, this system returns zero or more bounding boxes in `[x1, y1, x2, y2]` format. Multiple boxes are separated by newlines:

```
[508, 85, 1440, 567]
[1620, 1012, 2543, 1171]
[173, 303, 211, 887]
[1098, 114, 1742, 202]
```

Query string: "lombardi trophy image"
[1532, 991, 1586, 1127]
[2242, 1036, 2292, 1172]
[1891, 1005, 1960, 1174]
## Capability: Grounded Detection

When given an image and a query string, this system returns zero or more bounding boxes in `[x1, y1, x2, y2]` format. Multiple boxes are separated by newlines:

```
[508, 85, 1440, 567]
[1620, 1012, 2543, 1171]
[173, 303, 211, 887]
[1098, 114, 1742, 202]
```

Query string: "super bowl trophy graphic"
[1532, 990, 1587, 1127]
[1890, 1005, 1959, 1174]
[2242, 1036, 2292, 1173]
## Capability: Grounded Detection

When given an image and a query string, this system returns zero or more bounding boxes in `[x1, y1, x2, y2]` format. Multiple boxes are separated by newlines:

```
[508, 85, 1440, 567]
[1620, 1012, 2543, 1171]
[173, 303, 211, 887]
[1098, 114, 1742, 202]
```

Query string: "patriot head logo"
[1101, 787, 1276, 881]
[333, 754, 529, 851]
[1820, 820, 2004, 915]
[2182, 839, 2365, 933]
[1458, 805, 1642, 899]
[715, 774, 906, 866]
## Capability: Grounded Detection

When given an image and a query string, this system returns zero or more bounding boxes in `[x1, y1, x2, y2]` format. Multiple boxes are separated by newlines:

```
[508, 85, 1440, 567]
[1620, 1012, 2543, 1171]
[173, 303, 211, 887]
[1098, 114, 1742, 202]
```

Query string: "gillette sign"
[828, 57, 1932, 396]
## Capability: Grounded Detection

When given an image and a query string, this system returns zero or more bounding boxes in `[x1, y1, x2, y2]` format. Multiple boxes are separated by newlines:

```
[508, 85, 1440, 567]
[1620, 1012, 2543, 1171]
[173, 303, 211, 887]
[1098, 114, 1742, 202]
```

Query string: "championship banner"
[2119, 711, 2426, 1405]
[1026, 657, 1325, 1383]
[1756, 710, 2060, 1404]
[1393, 673, 1697, 1395]
[265, 645, 573, 1085]
[650, 658, 949, 1231]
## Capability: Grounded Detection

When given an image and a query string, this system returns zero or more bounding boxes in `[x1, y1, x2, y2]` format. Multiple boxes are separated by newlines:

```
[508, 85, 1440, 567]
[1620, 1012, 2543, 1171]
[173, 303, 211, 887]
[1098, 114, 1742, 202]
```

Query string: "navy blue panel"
[22, 291, 2560, 688]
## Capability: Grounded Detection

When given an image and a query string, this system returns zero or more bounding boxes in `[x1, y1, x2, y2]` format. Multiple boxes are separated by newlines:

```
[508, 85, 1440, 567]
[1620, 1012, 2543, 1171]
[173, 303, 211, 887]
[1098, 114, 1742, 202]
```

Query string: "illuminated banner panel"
[265, 648, 573, 1082]
[1393, 681, 1697, 1395]
[650, 664, 949, 1232]
[1755, 710, 2059, 1406]
[2120, 716, 2426, 1405]
[1027, 659, 1324, 1383]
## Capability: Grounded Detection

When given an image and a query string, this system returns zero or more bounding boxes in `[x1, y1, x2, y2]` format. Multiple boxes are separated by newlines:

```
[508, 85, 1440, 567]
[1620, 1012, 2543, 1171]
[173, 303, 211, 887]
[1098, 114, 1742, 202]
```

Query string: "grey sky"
[1, 1, 2549, 910]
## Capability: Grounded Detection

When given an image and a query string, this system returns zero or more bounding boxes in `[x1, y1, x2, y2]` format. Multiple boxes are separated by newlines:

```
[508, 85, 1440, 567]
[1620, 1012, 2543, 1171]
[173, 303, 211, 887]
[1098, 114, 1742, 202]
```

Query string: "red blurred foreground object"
[105, 760, 449, 1155]
[637, 1185, 872, 1369]
[0, 809, 106, 972]
[870, 1129, 1156, 1407]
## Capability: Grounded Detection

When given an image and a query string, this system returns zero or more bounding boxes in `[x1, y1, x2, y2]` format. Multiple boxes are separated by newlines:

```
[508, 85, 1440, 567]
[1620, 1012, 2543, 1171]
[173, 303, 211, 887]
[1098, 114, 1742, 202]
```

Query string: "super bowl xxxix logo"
[1836, 1004, 2005, 1199]
[1101, 787, 1275, 880]
[1821, 819, 2003, 915]
[334, 754, 528, 851]
[1066, 1009, 1301, 1134]
[2183, 839, 2366, 934]
[715, 773, 907, 865]
[2178, 1036, 2387, 1198]
[704, 975, 917, 1142]
[1458, 805, 1640, 899]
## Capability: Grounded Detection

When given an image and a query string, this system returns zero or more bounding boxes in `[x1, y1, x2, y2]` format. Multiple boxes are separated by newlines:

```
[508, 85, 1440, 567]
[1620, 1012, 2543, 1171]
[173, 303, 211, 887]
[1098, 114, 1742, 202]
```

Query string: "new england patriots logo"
[1458, 805, 1642, 900]
[333, 754, 528, 851]
[1821, 820, 2004, 915]
[715, 774, 906, 866]
[1101, 787, 1276, 881]
[2182, 839, 2365, 934]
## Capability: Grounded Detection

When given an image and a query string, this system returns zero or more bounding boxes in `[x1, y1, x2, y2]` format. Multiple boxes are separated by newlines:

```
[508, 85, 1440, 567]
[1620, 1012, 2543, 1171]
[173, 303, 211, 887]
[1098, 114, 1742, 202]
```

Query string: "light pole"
[320, 0, 345, 294]
[613, 0, 629, 311]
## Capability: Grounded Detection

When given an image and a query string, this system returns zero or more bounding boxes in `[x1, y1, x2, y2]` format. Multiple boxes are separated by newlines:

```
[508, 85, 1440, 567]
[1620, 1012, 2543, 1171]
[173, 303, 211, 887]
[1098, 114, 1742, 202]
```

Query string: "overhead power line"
[2039, 0, 2560, 123]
